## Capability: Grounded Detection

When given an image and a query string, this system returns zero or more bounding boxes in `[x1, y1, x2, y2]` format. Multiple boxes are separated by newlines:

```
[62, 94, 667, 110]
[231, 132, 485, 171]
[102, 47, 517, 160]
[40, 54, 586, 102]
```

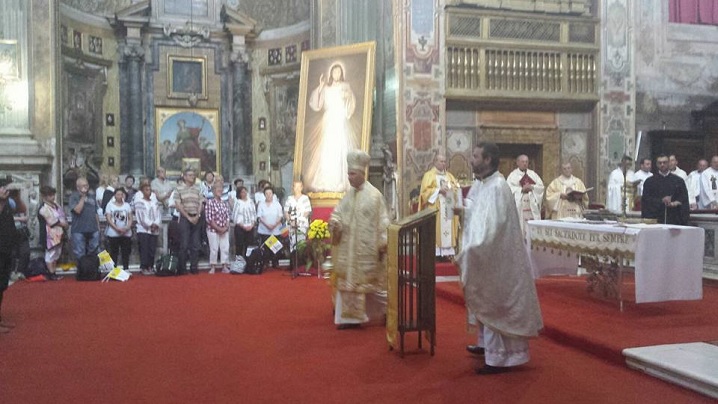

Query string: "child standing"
[38, 186, 68, 280]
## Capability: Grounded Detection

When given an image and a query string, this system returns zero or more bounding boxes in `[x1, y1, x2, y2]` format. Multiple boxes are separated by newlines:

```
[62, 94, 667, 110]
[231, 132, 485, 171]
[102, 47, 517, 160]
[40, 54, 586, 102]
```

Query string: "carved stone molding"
[162, 23, 211, 48]
[119, 43, 145, 62]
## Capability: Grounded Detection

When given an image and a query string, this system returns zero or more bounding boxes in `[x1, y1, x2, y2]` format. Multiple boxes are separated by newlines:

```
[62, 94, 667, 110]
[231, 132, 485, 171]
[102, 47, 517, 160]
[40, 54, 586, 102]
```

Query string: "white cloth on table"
[526, 220, 704, 303]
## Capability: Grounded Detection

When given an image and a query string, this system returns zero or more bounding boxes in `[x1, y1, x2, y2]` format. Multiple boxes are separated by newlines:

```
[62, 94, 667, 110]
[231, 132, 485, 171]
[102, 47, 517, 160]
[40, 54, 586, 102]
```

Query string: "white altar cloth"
[527, 220, 704, 303]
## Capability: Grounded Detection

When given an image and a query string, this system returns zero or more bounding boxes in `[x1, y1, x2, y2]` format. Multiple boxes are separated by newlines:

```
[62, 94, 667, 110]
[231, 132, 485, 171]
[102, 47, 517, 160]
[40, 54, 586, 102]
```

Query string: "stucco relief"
[237, 0, 310, 30]
[663, 62, 706, 88]
[61, 0, 132, 14]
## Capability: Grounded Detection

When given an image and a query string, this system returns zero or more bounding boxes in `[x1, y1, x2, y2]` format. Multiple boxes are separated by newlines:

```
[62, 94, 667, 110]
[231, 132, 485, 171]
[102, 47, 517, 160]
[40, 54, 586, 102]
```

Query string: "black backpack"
[244, 247, 264, 275]
[23, 257, 49, 278]
[101, 189, 114, 214]
[76, 254, 102, 281]
[36, 202, 46, 249]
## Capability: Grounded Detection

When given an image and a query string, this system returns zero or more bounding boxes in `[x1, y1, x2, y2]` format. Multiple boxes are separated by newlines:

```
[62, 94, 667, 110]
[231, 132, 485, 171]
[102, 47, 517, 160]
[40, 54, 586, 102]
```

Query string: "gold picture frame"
[293, 41, 376, 206]
[155, 107, 220, 176]
[167, 55, 207, 100]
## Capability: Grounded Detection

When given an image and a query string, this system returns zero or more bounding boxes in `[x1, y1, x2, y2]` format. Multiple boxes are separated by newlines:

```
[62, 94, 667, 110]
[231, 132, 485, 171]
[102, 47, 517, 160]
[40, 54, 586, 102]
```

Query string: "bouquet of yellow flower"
[298, 219, 331, 270]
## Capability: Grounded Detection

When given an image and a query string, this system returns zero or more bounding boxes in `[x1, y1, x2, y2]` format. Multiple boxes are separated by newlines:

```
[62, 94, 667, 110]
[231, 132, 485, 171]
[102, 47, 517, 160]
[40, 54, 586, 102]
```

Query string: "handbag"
[230, 255, 246, 274]
[16, 224, 31, 241]
[155, 254, 178, 277]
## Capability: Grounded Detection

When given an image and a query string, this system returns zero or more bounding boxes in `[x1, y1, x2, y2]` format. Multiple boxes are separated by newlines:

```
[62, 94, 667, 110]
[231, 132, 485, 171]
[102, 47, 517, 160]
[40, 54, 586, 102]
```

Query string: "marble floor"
[623, 342, 718, 400]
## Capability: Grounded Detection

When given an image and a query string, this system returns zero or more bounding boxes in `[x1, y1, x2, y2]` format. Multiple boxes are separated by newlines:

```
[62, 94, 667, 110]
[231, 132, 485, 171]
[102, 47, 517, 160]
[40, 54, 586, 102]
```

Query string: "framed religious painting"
[155, 107, 220, 176]
[167, 55, 207, 100]
[293, 41, 376, 206]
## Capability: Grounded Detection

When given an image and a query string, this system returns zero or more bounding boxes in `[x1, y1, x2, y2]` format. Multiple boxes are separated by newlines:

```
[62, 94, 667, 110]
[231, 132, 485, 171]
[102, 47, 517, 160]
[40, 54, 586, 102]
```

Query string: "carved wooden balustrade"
[445, 8, 599, 107]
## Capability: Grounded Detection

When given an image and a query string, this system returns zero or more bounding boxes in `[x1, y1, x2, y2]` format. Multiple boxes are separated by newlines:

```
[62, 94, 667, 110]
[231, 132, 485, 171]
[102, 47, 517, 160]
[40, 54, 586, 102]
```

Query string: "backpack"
[36, 201, 46, 249]
[23, 257, 49, 278]
[244, 247, 264, 275]
[76, 254, 102, 281]
[155, 254, 178, 277]
[101, 189, 114, 215]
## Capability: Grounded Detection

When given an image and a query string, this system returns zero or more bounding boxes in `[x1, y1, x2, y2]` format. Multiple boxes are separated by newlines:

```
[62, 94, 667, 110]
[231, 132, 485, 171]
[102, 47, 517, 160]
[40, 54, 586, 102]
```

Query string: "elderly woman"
[257, 186, 283, 268]
[232, 186, 256, 259]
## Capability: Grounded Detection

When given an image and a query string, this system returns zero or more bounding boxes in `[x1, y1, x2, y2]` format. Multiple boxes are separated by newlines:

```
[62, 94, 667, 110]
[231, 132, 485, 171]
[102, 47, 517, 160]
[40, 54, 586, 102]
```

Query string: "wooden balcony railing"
[445, 8, 599, 106]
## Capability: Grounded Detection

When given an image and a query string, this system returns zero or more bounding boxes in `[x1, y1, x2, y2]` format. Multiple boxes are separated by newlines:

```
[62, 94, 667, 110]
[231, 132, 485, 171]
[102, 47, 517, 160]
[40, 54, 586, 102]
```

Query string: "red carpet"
[437, 275, 718, 366]
[1, 271, 714, 403]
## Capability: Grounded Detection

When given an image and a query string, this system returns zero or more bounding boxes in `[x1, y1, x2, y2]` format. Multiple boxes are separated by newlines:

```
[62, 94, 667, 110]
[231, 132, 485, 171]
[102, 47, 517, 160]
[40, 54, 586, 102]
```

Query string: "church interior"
[2, 0, 718, 221]
[2, 0, 718, 402]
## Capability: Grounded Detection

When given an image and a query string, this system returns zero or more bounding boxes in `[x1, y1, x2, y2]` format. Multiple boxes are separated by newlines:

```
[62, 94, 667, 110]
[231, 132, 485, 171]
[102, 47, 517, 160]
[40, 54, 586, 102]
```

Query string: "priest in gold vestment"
[545, 163, 589, 219]
[329, 150, 391, 329]
[419, 154, 461, 257]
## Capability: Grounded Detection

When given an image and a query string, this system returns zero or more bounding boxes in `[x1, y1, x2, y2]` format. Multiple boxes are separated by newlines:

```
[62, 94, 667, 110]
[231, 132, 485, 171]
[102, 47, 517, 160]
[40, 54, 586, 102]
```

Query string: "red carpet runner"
[0, 271, 714, 403]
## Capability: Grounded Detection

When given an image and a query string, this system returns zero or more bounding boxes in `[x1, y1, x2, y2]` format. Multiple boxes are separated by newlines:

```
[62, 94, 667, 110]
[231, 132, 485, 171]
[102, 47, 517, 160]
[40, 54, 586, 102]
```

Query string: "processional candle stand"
[289, 207, 311, 279]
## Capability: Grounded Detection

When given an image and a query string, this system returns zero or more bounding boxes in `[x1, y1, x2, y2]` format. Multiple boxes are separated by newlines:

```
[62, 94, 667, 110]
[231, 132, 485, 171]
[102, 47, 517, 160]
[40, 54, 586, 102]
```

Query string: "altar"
[527, 220, 704, 305]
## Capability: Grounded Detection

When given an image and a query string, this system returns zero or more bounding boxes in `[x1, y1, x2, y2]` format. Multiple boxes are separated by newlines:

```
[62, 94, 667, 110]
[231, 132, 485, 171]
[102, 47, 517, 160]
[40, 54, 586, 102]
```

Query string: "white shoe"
[208, 268, 215, 274]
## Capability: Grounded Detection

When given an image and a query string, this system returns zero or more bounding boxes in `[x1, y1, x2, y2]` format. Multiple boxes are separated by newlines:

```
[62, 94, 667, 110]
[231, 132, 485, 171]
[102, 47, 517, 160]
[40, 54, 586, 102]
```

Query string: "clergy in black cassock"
[641, 155, 690, 225]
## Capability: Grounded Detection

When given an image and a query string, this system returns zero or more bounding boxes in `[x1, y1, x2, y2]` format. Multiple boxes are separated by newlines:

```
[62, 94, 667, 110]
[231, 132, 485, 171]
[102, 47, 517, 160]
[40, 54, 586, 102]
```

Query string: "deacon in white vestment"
[699, 156, 718, 209]
[506, 155, 544, 235]
[455, 143, 543, 375]
[687, 159, 708, 209]
[419, 154, 461, 257]
[669, 155, 688, 181]
[606, 155, 638, 214]
[545, 163, 589, 220]
[329, 150, 390, 329]
[633, 158, 653, 197]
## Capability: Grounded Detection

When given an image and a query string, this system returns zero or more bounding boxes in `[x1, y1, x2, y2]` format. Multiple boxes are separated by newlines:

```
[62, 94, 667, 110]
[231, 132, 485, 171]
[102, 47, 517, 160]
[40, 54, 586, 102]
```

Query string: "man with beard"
[454, 143, 543, 375]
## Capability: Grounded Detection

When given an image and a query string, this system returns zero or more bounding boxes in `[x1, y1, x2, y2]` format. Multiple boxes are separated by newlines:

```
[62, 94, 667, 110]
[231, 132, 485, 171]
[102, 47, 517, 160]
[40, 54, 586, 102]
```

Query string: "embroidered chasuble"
[419, 167, 461, 255]
[330, 181, 390, 320]
[456, 171, 543, 338]
[545, 175, 589, 219]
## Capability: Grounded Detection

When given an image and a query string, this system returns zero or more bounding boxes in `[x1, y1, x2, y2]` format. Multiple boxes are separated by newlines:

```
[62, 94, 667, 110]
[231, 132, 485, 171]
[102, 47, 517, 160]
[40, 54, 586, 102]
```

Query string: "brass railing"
[445, 8, 599, 105]
[387, 208, 436, 357]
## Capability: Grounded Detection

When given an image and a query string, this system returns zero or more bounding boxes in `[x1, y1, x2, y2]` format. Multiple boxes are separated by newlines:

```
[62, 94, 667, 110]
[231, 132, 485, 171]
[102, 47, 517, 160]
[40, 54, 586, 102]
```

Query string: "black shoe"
[336, 324, 361, 330]
[466, 345, 485, 355]
[177, 271, 188, 276]
[190, 269, 199, 275]
[475, 365, 511, 375]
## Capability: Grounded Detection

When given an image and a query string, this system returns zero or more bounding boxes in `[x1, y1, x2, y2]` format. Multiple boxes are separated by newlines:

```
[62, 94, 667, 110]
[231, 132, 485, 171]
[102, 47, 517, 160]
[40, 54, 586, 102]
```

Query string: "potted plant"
[297, 219, 331, 272]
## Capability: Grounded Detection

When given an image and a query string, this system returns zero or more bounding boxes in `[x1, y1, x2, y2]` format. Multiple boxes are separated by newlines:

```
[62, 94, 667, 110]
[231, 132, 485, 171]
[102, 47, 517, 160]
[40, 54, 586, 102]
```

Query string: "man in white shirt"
[607, 155, 638, 214]
[669, 155, 688, 180]
[633, 158, 653, 198]
[699, 156, 718, 209]
[687, 159, 708, 210]
[506, 155, 544, 236]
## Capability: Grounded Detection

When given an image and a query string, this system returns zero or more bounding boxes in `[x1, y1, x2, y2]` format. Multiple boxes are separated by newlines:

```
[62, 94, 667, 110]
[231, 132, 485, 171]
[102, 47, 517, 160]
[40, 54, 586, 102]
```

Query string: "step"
[623, 342, 718, 400]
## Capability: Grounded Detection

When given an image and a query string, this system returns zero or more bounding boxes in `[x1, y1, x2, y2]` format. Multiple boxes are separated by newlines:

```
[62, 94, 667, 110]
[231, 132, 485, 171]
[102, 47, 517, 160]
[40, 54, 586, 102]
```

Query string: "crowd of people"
[1, 168, 316, 282]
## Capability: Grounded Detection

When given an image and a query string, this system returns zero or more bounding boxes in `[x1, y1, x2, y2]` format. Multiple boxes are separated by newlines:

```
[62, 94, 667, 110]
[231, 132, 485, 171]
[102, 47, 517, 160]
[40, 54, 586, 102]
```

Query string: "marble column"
[231, 48, 251, 175]
[122, 43, 145, 176]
